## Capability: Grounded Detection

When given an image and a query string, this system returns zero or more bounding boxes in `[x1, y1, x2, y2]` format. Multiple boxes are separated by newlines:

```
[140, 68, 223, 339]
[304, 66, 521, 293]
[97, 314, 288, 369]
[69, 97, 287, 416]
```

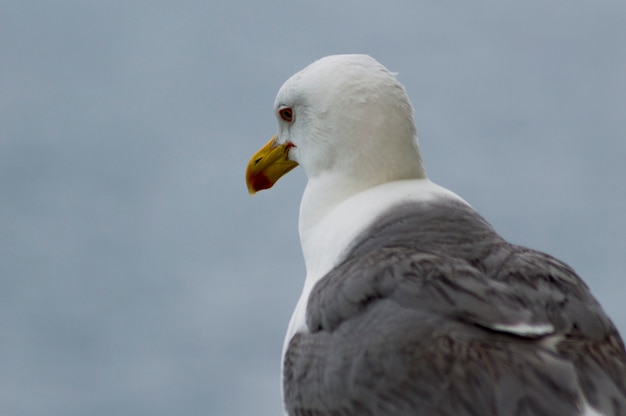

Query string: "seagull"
[245, 54, 626, 416]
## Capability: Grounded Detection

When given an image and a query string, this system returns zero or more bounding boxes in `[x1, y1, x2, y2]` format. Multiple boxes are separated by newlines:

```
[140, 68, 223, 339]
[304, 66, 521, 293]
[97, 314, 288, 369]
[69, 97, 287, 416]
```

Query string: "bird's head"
[246, 54, 425, 195]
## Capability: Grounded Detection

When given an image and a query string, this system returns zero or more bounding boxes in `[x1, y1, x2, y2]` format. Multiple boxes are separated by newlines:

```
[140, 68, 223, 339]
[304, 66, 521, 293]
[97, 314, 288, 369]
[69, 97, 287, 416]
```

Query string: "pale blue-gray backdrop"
[2, 1, 625, 415]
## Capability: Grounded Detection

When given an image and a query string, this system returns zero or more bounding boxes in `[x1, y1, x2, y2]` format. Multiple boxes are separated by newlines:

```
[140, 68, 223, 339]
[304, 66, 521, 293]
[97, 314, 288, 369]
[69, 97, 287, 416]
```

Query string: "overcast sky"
[1, 1, 625, 415]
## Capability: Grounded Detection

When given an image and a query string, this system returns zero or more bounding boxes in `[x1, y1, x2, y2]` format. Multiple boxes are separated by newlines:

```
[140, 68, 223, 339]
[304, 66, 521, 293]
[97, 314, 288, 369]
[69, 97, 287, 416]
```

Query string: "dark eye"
[279, 107, 293, 122]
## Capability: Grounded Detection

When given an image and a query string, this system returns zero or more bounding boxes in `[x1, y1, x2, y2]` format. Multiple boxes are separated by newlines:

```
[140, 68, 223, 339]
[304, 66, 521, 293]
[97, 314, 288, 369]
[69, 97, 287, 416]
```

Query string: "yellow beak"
[246, 135, 298, 194]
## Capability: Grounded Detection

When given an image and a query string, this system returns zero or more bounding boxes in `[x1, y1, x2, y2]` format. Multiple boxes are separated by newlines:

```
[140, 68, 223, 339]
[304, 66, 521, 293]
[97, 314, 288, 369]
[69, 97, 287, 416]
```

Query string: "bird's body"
[245, 54, 626, 415]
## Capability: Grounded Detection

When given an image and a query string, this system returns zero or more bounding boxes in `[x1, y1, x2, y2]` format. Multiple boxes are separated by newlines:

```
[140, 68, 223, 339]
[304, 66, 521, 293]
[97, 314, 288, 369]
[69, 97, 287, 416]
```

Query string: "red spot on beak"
[250, 172, 273, 192]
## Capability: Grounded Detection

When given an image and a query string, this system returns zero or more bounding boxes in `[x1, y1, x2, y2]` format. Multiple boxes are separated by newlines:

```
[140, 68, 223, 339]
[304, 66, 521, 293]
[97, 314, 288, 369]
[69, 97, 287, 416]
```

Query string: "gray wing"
[283, 200, 626, 416]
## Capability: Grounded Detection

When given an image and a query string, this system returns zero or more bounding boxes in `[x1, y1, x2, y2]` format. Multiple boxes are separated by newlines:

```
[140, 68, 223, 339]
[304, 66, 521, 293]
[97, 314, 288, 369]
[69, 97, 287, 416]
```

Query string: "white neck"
[298, 173, 364, 243]
[299, 177, 464, 283]
[298, 143, 426, 258]
[298, 172, 398, 277]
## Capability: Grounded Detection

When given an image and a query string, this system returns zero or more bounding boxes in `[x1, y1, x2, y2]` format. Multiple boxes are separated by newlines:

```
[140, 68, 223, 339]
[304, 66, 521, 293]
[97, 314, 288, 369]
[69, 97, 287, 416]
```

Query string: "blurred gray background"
[1, 1, 625, 415]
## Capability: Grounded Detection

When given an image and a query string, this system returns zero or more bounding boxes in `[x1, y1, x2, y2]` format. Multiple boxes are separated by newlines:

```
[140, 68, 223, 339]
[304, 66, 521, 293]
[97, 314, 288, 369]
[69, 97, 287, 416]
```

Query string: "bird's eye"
[279, 107, 293, 122]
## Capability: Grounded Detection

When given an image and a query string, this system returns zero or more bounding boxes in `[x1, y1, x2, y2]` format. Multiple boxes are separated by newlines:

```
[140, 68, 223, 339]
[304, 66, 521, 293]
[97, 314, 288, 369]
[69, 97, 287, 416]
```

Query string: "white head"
[274, 54, 426, 185]
[245, 55, 430, 275]
[246, 55, 427, 229]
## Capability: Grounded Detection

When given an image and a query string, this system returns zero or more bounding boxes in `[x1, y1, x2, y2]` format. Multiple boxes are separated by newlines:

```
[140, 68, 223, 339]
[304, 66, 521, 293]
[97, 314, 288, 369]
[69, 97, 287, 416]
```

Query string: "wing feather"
[284, 201, 626, 415]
